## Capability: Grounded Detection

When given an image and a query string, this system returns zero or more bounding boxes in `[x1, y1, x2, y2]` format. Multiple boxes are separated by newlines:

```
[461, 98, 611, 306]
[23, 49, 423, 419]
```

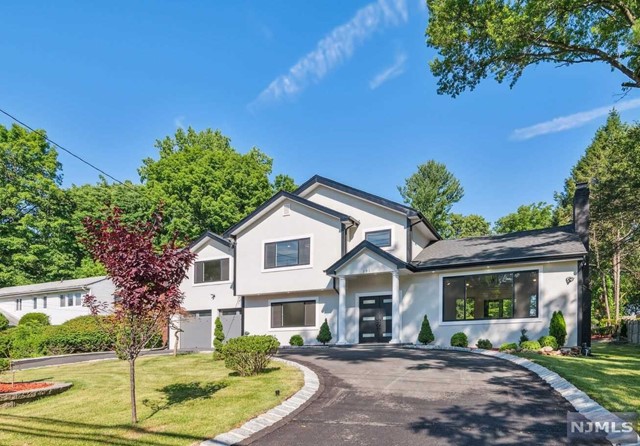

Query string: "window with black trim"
[16, 299, 22, 311]
[271, 300, 316, 328]
[365, 229, 391, 247]
[264, 238, 310, 269]
[443, 270, 538, 321]
[194, 258, 230, 283]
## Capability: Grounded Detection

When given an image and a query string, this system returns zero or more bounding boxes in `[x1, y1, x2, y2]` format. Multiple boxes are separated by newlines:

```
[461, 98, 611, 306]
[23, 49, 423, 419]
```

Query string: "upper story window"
[443, 270, 538, 321]
[264, 238, 311, 269]
[194, 258, 230, 284]
[365, 229, 392, 248]
[60, 292, 83, 307]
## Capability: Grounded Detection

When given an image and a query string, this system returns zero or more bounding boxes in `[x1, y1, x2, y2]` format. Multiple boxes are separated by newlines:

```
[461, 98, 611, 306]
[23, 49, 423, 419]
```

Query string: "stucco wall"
[235, 199, 341, 296]
[0, 279, 116, 326]
[243, 290, 337, 345]
[302, 185, 409, 261]
[400, 260, 579, 347]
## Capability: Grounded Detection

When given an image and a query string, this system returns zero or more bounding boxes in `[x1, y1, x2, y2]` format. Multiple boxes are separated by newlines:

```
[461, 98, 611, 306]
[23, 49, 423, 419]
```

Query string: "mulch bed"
[0, 382, 52, 394]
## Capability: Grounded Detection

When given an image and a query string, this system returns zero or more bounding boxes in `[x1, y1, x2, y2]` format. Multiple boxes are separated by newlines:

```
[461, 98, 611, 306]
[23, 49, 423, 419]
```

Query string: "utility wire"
[0, 107, 136, 190]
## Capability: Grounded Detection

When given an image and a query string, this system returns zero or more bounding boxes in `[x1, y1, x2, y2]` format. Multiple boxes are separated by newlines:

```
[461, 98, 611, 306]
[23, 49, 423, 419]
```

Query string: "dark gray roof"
[189, 230, 232, 249]
[0, 276, 109, 298]
[412, 225, 587, 270]
[325, 240, 410, 275]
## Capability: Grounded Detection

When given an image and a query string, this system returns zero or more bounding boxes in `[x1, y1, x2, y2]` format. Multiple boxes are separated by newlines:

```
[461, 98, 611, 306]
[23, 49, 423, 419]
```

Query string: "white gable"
[336, 250, 398, 276]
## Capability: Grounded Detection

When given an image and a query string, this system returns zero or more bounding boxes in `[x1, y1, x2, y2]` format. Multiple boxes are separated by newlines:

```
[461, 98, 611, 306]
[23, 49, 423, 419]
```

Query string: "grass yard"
[0, 353, 304, 446]
[517, 341, 640, 415]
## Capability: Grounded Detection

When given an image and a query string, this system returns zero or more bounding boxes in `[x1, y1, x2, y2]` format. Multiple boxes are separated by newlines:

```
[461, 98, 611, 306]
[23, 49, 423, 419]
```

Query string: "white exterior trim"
[267, 296, 320, 331]
[261, 234, 314, 273]
[438, 265, 544, 326]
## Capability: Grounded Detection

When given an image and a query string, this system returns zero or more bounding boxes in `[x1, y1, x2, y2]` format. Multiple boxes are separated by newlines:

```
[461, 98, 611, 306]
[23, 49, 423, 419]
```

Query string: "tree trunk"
[592, 230, 611, 322]
[613, 229, 622, 323]
[129, 359, 138, 424]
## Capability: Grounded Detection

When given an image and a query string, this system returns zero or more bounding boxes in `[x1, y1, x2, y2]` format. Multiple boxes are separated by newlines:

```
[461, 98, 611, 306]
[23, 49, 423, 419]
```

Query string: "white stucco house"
[0, 276, 116, 326]
[172, 175, 591, 350]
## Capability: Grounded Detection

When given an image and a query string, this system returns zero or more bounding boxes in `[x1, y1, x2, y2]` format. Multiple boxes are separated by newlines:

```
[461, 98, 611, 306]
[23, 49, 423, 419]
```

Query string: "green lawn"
[0, 353, 303, 446]
[517, 341, 640, 414]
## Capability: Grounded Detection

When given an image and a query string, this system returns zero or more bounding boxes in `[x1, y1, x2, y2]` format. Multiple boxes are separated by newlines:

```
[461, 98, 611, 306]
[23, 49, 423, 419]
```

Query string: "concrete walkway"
[243, 346, 579, 446]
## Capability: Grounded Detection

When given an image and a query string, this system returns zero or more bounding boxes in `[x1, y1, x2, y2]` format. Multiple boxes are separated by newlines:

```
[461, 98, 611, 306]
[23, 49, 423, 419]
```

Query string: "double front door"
[358, 295, 392, 343]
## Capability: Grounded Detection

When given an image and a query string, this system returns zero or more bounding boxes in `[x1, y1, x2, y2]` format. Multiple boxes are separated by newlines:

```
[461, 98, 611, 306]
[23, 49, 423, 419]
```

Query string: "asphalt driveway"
[244, 346, 576, 445]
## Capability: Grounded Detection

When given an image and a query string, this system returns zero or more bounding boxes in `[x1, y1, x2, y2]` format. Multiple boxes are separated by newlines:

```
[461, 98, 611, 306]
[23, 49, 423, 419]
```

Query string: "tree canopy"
[445, 213, 492, 239]
[493, 202, 554, 234]
[398, 160, 464, 235]
[426, 0, 640, 96]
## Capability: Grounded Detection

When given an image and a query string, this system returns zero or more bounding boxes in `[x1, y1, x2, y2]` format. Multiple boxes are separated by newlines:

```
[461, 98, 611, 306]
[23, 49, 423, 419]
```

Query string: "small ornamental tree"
[550, 311, 568, 347]
[417, 315, 435, 344]
[82, 208, 196, 424]
[213, 316, 225, 360]
[317, 319, 332, 345]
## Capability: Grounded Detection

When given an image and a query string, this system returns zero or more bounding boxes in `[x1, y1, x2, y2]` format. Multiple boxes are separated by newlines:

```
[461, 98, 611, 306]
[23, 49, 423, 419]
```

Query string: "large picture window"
[443, 270, 538, 321]
[271, 300, 316, 328]
[264, 238, 311, 269]
[194, 259, 230, 284]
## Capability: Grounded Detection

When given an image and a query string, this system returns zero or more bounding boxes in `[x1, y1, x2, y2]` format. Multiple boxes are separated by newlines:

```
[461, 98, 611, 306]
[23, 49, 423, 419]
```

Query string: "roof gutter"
[411, 253, 587, 272]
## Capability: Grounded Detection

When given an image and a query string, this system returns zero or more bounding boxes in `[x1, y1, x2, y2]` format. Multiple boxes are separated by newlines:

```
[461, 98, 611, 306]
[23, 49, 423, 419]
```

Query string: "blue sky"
[1, 0, 639, 224]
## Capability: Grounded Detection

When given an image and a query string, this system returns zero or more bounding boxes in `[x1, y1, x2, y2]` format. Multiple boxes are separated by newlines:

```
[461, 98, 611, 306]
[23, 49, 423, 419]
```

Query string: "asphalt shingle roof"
[412, 225, 587, 270]
[0, 276, 108, 298]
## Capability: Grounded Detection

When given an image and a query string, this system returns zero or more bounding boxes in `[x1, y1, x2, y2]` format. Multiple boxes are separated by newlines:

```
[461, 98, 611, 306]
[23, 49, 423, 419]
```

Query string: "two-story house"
[172, 175, 590, 350]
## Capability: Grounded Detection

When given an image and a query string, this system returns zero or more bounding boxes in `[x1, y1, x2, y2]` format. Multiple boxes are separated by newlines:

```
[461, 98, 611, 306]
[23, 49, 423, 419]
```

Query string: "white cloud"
[249, 0, 408, 110]
[174, 116, 186, 129]
[369, 52, 407, 89]
[511, 98, 640, 140]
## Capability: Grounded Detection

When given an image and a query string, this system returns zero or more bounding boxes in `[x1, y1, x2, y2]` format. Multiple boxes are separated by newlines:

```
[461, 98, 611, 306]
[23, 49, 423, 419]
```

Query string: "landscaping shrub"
[417, 315, 435, 344]
[499, 342, 518, 351]
[550, 311, 567, 346]
[213, 317, 225, 360]
[223, 335, 280, 376]
[476, 339, 492, 349]
[18, 313, 50, 326]
[316, 319, 332, 345]
[620, 319, 628, 339]
[520, 340, 542, 351]
[289, 335, 304, 346]
[0, 313, 9, 331]
[41, 316, 113, 355]
[0, 358, 9, 373]
[450, 332, 468, 347]
[519, 328, 529, 345]
[8, 323, 47, 358]
[538, 335, 559, 350]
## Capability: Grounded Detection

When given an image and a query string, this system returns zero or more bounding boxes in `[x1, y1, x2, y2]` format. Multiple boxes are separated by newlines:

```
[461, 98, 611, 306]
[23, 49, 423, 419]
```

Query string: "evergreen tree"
[417, 315, 435, 344]
[550, 311, 567, 347]
[316, 319, 332, 345]
[213, 316, 225, 360]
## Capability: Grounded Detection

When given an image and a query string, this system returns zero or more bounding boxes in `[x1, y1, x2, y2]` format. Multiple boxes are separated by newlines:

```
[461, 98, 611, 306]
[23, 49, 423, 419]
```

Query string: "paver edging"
[200, 357, 319, 446]
[409, 344, 640, 445]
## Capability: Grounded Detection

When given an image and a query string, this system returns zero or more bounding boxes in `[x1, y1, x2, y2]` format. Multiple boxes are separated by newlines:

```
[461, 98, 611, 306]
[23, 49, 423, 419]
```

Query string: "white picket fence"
[628, 320, 640, 344]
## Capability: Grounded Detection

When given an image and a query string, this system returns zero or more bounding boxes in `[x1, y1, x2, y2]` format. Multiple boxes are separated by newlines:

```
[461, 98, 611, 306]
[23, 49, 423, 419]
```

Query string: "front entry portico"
[325, 240, 409, 345]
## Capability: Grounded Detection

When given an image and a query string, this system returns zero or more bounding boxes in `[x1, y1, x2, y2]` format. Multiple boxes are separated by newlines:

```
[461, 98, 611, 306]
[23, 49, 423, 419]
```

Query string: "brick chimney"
[573, 182, 590, 250]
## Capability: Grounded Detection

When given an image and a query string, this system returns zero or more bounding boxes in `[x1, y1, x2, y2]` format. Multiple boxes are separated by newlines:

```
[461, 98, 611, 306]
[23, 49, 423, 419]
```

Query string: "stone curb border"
[0, 382, 73, 408]
[408, 344, 640, 445]
[200, 357, 319, 446]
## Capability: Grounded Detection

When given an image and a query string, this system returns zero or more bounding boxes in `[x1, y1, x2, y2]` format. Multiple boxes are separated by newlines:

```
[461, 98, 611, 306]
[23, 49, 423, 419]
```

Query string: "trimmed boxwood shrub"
[418, 315, 435, 344]
[450, 332, 468, 347]
[538, 335, 559, 350]
[520, 340, 542, 351]
[19, 313, 50, 326]
[0, 313, 9, 331]
[499, 342, 518, 351]
[476, 339, 492, 349]
[223, 335, 280, 376]
[289, 335, 304, 346]
[550, 311, 567, 346]
[41, 316, 113, 355]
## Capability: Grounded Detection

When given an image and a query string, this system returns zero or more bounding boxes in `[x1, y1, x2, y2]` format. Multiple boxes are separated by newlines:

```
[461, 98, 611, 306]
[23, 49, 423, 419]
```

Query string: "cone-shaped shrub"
[213, 317, 225, 360]
[417, 315, 435, 344]
[549, 311, 567, 346]
[317, 319, 332, 345]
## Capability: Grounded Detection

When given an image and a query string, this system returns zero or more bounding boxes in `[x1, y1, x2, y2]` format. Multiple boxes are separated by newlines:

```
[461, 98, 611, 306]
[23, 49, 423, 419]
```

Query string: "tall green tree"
[398, 160, 464, 234]
[0, 124, 76, 287]
[426, 0, 640, 96]
[139, 127, 279, 239]
[445, 213, 491, 239]
[273, 174, 298, 193]
[493, 202, 554, 234]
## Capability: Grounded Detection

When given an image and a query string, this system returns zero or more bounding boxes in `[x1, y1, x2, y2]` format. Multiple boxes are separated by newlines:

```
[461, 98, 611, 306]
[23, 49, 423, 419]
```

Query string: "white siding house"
[0, 276, 115, 326]
[174, 175, 591, 350]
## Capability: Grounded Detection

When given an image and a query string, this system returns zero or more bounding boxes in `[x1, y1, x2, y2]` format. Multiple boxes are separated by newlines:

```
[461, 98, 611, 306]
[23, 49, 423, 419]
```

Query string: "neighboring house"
[0, 276, 115, 326]
[172, 175, 590, 349]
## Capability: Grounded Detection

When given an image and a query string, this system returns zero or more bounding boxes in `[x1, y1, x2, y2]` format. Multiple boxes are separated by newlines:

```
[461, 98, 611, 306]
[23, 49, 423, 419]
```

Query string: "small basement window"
[271, 300, 316, 328]
[365, 229, 392, 247]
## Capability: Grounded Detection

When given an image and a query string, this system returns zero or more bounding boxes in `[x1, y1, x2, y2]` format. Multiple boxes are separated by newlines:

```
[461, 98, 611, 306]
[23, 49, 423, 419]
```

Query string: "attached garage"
[179, 310, 212, 349]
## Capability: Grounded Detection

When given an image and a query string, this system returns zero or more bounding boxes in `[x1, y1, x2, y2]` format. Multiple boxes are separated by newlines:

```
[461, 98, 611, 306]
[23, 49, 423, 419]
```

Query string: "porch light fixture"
[565, 277, 575, 285]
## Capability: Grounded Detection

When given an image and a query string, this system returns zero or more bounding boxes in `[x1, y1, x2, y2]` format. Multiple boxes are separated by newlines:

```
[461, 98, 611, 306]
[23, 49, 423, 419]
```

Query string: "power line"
[0, 107, 136, 190]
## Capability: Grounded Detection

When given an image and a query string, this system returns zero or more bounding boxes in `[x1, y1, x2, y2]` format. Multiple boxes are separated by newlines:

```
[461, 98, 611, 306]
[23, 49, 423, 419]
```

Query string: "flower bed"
[0, 382, 52, 394]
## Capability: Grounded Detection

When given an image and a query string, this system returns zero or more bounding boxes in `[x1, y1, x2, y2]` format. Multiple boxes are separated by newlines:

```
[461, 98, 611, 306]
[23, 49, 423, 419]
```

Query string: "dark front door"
[359, 295, 392, 343]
